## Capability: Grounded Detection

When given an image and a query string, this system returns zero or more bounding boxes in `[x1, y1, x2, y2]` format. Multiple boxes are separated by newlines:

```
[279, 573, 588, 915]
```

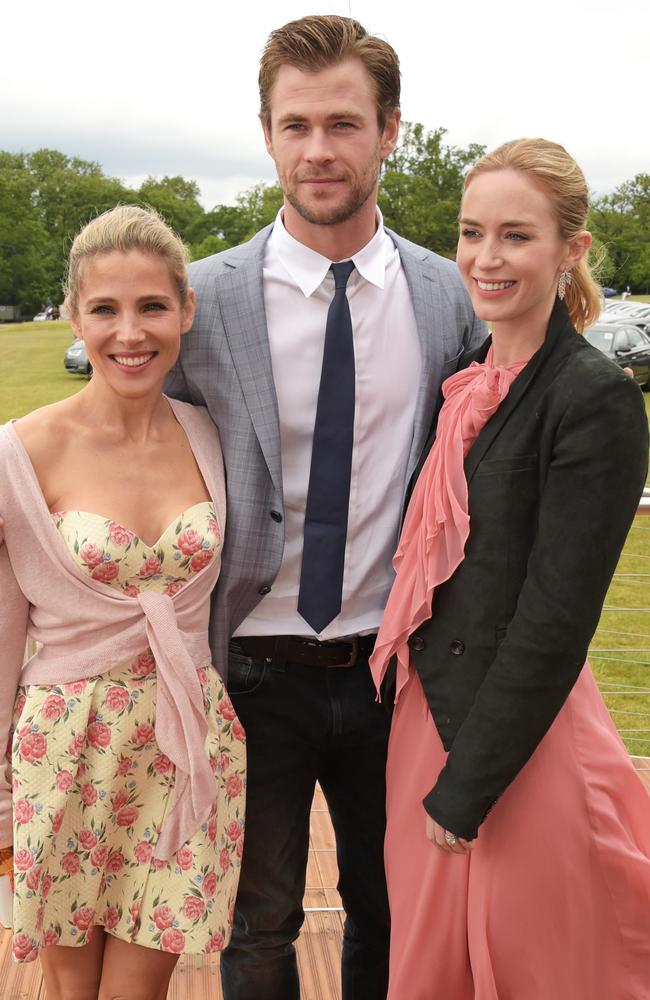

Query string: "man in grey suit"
[166, 15, 485, 1000]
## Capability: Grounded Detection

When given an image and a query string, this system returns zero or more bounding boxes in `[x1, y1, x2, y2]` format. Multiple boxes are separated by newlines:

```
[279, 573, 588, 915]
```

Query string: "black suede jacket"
[409, 300, 649, 840]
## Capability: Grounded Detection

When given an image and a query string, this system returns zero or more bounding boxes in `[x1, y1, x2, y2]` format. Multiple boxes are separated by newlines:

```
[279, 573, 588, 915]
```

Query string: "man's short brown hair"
[259, 15, 401, 131]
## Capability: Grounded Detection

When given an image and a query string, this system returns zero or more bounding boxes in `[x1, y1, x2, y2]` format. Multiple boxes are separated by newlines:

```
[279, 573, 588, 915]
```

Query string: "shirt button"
[410, 636, 425, 652]
[258, 585, 272, 596]
[450, 639, 465, 656]
[270, 510, 283, 523]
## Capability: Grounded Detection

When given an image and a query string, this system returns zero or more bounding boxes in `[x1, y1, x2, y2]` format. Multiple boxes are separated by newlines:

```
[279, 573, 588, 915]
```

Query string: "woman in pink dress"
[370, 139, 650, 999]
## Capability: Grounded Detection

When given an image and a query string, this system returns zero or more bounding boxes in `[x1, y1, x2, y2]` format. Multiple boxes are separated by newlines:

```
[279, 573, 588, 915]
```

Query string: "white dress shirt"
[234, 209, 421, 640]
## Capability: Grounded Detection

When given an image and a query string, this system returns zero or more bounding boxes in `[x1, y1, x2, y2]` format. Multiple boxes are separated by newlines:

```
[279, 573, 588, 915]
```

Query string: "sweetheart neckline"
[51, 500, 215, 550]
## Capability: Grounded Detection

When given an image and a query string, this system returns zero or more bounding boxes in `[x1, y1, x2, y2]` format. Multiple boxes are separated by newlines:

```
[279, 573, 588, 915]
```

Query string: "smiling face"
[262, 57, 399, 239]
[457, 168, 587, 342]
[71, 250, 195, 399]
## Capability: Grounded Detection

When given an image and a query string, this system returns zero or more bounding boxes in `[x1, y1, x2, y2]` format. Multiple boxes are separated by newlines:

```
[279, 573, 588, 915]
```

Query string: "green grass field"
[1, 320, 649, 755]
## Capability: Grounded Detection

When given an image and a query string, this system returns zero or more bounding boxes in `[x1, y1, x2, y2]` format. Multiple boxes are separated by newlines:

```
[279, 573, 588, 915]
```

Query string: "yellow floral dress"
[10, 502, 246, 962]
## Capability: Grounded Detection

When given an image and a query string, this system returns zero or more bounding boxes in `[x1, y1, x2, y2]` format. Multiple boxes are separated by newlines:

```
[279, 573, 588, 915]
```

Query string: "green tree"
[0, 161, 52, 311]
[137, 176, 208, 244]
[590, 174, 650, 292]
[379, 123, 484, 257]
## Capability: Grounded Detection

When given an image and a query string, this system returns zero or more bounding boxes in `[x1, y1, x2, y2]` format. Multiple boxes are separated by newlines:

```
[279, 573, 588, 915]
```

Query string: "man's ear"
[260, 115, 274, 158]
[181, 288, 196, 335]
[380, 108, 401, 161]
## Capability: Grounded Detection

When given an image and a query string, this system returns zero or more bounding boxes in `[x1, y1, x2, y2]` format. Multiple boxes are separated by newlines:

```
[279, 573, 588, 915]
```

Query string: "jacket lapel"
[463, 300, 576, 483]
[387, 230, 444, 481]
[215, 226, 283, 493]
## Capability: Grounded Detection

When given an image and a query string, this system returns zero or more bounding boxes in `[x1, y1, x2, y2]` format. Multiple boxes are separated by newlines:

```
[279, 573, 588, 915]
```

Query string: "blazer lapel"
[215, 226, 283, 493]
[387, 231, 444, 481]
[464, 300, 576, 483]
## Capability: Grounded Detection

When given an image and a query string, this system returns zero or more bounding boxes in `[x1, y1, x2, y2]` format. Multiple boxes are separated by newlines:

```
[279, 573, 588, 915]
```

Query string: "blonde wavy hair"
[64, 205, 190, 317]
[464, 139, 601, 332]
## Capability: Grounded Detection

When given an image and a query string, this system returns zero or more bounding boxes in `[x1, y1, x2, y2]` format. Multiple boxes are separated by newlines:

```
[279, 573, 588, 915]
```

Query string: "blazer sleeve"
[0, 542, 29, 848]
[424, 371, 649, 839]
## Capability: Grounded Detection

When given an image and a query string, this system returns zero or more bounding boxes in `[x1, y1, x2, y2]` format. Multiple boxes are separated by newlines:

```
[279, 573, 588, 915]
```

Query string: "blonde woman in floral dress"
[0, 206, 246, 1000]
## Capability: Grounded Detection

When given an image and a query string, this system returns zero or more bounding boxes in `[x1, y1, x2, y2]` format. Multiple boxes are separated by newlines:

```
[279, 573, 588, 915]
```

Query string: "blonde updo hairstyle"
[463, 139, 601, 332]
[64, 205, 190, 318]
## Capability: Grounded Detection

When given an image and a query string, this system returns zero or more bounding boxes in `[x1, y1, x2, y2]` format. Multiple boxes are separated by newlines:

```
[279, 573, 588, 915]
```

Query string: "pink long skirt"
[385, 664, 650, 999]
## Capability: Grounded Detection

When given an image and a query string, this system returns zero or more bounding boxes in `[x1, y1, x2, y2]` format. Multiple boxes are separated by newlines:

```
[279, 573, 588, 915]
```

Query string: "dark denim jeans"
[220, 641, 391, 1000]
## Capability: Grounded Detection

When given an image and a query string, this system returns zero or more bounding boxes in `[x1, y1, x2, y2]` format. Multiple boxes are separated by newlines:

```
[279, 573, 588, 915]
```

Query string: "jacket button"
[258, 585, 272, 595]
[410, 635, 425, 652]
[450, 639, 465, 656]
[270, 510, 283, 522]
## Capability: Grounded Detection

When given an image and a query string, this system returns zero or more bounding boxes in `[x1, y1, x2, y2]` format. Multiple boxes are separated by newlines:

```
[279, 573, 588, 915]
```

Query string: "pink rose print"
[151, 857, 167, 872]
[232, 720, 246, 742]
[219, 848, 231, 872]
[117, 756, 133, 776]
[87, 719, 111, 749]
[41, 873, 53, 898]
[219, 698, 236, 722]
[133, 650, 155, 677]
[105, 851, 125, 874]
[130, 900, 142, 925]
[207, 518, 220, 538]
[176, 846, 193, 871]
[182, 896, 206, 921]
[226, 774, 242, 799]
[105, 686, 130, 713]
[91, 560, 119, 583]
[61, 851, 81, 875]
[116, 805, 139, 828]
[108, 522, 135, 547]
[178, 528, 204, 555]
[206, 931, 225, 953]
[123, 584, 140, 598]
[14, 848, 34, 872]
[190, 549, 213, 573]
[13, 692, 26, 719]
[236, 838, 244, 859]
[203, 871, 217, 898]
[138, 555, 162, 578]
[134, 841, 152, 864]
[220, 753, 231, 774]
[43, 927, 60, 946]
[55, 769, 73, 791]
[81, 783, 98, 806]
[36, 906, 44, 932]
[80, 543, 104, 569]
[73, 906, 95, 931]
[152, 753, 171, 775]
[68, 732, 86, 759]
[161, 927, 186, 954]
[111, 789, 129, 812]
[103, 906, 119, 930]
[42, 692, 67, 721]
[90, 844, 108, 869]
[165, 580, 184, 597]
[153, 904, 174, 930]
[19, 730, 47, 763]
[64, 679, 88, 697]
[51, 808, 65, 834]
[26, 865, 41, 891]
[226, 819, 242, 842]
[207, 815, 217, 843]
[133, 723, 155, 747]
[14, 798, 34, 824]
[12, 933, 37, 961]
[78, 829, 98, 851]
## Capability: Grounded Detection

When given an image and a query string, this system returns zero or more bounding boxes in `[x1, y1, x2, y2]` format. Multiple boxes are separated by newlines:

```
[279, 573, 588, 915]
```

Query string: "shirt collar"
[269, 208, 389, 298]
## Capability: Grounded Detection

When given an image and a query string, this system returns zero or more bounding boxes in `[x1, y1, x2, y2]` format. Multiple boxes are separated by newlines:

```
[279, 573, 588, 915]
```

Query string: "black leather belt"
[233, 634, 377, 668]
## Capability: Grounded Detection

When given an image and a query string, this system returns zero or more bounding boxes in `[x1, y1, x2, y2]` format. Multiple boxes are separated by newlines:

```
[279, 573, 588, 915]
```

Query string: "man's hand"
[425, 814, 472, 854]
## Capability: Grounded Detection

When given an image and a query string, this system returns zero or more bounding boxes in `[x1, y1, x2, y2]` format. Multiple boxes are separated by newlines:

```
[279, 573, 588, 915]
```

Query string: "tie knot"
[331, 260, 355, 289]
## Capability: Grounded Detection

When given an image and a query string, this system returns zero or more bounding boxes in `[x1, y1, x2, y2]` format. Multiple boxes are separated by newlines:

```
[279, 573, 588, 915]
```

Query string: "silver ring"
[444, 830, 458, 847]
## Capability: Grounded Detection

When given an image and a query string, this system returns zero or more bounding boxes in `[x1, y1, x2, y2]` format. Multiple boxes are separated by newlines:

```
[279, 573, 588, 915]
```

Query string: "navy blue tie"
[298, 261, 356, 633]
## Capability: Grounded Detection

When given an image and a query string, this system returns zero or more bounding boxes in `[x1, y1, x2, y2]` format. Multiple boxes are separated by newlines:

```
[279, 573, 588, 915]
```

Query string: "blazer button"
[450, 639, 465, 656]
[410, 635, 425, 652]
[258, 585, 272, 596]
[270, 510, 283, 523]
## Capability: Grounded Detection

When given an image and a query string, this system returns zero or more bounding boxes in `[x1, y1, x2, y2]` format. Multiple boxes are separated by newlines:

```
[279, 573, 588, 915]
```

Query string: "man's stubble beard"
[281, 153, 382, 227]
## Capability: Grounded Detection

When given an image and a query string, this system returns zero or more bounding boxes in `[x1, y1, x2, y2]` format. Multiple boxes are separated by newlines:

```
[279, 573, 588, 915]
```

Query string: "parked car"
[601, 287, 618, 298]
[584, 322, 650, 389]
[33, 312, 49, 322]
[64, 339, 92, 376]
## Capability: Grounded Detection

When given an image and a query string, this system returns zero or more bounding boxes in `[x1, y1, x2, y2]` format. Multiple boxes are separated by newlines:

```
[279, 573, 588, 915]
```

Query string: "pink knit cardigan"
[0, 398, 226, 859]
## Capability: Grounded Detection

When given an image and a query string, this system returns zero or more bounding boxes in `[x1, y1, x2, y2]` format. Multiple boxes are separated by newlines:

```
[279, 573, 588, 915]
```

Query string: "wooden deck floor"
[0, 785, 344, 1000]
[2, 769, 649, 1000]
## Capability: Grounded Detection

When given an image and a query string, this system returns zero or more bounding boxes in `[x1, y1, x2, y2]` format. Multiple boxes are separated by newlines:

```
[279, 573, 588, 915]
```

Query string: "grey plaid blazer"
[165, 224, 486, 676]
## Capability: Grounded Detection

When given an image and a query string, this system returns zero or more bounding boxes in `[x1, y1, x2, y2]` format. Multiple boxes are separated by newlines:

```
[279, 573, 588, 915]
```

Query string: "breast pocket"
[473, 454, 538, 476]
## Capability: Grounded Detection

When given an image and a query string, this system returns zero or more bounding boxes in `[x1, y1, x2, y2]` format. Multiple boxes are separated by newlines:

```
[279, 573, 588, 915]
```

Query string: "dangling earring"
[558, 270, 573, 301]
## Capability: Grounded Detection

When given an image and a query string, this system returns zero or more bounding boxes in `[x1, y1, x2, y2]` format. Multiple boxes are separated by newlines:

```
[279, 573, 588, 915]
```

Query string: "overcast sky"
[3, 0, 648, 209]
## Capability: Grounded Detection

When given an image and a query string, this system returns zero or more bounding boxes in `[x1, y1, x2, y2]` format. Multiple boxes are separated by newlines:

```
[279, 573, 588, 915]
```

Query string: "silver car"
[64, 339, 92, 376]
